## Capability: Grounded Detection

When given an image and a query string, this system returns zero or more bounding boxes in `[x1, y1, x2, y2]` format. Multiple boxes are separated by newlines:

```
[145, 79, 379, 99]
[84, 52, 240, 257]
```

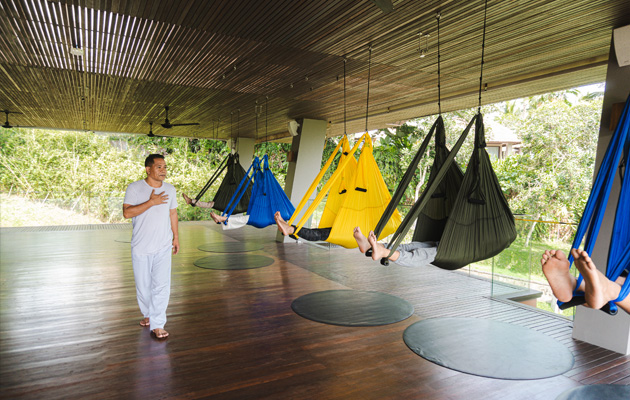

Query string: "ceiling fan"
[160, 106, 199, 129]
[147, 121, 184, 138]
[147, 121, 158, 137]
[2, 110, 21, 128]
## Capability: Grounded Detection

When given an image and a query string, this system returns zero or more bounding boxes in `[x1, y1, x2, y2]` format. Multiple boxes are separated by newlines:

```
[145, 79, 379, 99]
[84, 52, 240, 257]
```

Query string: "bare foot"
[152, 328, 169, 339]
[182, 193, 193, 205]
[541, 249, 575, 302]
[571, 248, 620, 310]
[275, 211, 295, 236]
[210, 212, 227, 224]
[367, 231, 389, 261]
[353, 227, 371, 253]
[139, 317, 150, 327]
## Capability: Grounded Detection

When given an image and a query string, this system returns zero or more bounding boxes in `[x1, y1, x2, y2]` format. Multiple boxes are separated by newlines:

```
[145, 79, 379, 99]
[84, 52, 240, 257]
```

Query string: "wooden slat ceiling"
[0, 0, 628, 141]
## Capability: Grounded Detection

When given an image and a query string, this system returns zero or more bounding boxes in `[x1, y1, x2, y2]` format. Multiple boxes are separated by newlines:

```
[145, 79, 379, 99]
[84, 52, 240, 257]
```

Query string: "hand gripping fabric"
[247, 154, 295, 228]
[559, 95, 630, 314]
[212, 153, 252, 213]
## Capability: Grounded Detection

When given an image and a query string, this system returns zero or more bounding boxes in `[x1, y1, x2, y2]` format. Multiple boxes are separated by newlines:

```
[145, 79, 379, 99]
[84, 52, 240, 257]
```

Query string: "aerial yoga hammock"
[221, 100, 295, 229]
[247, 154, 295, 228]
[193, 114, 252, 213]
[558, 94, 630, 315]
[289, 132, 402, 248]
[220, 154, 295, 228]
[372, 10, 516, 268]
[193, 152, 251, 214]
[288, 50, 402, 248]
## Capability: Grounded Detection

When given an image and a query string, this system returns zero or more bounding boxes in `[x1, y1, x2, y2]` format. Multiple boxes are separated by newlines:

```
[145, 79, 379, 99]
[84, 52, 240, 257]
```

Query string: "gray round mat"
[197, 242, 264, 253]
[291, 290, 414, 327]
[403, 317, 574, 380]
[194, 254, 275, 270]
[556, 384, 630, 400]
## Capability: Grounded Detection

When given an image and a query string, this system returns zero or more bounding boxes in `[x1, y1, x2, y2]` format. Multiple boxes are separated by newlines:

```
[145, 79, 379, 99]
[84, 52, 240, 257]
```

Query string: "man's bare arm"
[123, 189, 168, 219]
[170, 208, 179, 255]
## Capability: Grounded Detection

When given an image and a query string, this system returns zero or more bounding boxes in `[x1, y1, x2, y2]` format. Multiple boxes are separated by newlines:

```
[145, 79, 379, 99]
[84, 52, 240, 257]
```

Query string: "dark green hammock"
[412, 116, 464, 242]
[373, 113, 516, 270]
[194, 153, 251, 214]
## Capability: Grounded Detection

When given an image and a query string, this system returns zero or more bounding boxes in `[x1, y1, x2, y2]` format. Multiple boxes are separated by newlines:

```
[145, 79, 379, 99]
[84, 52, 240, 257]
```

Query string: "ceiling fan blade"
[171, 123, 200, 127]
[369, 0, 394, 13]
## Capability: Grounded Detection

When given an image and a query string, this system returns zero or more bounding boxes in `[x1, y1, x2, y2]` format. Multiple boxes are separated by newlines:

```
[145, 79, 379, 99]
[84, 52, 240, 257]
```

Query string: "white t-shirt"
[124, 179, 178, 255]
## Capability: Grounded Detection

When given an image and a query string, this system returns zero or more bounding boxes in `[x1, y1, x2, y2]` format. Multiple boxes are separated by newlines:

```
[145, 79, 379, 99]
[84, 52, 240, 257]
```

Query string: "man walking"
[123, 154, 179, 339]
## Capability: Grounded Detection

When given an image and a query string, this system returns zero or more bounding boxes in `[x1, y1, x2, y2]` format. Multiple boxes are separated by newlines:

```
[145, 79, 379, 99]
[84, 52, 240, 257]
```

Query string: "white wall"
[232, 137, 255, 171]
[277, 118, 327, 242]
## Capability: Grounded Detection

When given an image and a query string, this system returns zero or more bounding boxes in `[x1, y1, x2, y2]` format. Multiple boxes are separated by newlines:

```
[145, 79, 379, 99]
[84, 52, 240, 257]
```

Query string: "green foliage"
[0, 128, 230, 221]
[254, 141, 292, 187]
[0, 87, 604, 232]
[495, 92, 603, 241]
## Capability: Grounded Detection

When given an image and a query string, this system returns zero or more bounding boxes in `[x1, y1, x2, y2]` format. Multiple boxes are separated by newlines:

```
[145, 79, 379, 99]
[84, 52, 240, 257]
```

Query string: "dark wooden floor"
[1, 222, 628, 399]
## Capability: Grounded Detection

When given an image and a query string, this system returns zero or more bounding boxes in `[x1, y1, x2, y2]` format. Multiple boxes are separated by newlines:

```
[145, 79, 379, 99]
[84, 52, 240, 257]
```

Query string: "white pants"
[131, 245, 172, 330]
[222, 213, 249, 230]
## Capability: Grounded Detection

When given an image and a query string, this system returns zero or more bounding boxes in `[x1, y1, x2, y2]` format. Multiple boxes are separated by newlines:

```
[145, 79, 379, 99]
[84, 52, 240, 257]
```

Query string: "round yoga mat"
[197, 242, 264, 253]
[403, 317, 574, 380]
[556, 384, 630, 400]
[291, 290, 414, 327]
[194, 254, 275, 270]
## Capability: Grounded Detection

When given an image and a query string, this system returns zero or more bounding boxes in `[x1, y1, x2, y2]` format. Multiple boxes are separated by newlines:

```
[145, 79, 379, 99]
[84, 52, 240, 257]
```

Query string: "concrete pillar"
[277, 118, 327, 242]
[232, 137, 255, 171]
[572, 29, 630, 355]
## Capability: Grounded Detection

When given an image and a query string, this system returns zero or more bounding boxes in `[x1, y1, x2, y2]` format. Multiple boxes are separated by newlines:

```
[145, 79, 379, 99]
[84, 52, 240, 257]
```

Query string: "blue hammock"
[247, 155, 295, 228]
[222, 155, 295, 229]
[559, 95, 630, 314]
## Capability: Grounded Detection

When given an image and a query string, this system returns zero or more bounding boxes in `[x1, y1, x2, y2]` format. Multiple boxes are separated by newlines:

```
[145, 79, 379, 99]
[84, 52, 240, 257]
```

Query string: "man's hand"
[172, 238, 180, 255]
[149, 189, 169, 206]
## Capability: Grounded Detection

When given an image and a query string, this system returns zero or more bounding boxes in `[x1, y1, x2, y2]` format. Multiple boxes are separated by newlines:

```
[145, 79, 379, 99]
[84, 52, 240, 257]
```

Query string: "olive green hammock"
[194, 153, 251, 214]
[372, 113, 516, 269]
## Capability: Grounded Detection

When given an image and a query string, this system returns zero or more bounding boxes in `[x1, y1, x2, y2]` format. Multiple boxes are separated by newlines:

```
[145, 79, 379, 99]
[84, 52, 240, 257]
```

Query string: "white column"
[277, 118, 327, 242]
[572, 29, 630, 355]
[232, 137, 255, 171]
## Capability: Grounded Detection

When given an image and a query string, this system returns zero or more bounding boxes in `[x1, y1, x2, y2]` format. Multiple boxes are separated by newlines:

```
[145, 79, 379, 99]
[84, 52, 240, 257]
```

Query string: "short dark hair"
[145, 154, 165, 167]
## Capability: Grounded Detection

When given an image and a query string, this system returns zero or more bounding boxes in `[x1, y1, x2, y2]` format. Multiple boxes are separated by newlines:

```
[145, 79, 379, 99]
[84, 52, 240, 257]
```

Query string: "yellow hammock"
[319, 136, 357, 228]
[290, 133, 402, 249]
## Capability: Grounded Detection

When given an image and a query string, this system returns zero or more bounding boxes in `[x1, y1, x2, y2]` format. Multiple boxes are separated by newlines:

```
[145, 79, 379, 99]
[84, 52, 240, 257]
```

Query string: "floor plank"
[1, 222, 629, 399]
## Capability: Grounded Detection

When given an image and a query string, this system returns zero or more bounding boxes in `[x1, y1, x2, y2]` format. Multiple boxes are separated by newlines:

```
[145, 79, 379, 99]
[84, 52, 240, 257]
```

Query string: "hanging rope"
[344, 57, 347, 135]
[265, 96, 269, 144]
[365, 46, 372, 132]
[478, 0, 489, 113]
[237, 108, 240, 151]
[437, 12, 442, 115]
